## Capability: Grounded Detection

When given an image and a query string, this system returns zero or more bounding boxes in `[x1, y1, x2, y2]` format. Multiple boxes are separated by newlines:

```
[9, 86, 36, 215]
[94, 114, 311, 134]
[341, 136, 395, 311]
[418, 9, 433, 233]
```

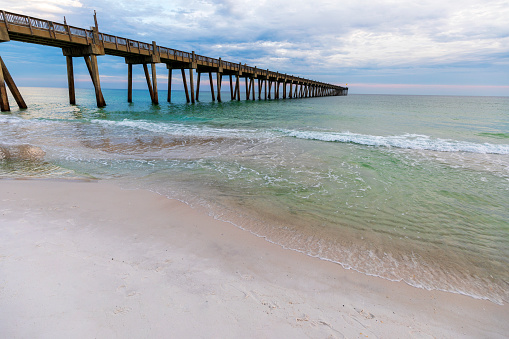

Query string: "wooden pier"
[0, 10, 348, 111]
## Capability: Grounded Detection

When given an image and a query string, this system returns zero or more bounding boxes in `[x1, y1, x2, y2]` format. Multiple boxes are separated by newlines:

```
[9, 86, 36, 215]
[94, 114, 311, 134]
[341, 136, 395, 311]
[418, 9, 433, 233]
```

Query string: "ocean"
[1, 87, 508, 304]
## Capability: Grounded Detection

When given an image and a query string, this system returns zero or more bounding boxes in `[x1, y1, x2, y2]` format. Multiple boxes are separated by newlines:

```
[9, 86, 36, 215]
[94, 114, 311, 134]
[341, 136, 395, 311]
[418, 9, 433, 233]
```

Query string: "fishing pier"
[0, 10, 348, 111]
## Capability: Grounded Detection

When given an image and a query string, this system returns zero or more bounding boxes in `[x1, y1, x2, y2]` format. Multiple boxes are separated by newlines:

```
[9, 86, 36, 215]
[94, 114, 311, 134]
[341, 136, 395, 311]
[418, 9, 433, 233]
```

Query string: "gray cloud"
[1, 0, 507, 91]
[69, 0, 508, 69]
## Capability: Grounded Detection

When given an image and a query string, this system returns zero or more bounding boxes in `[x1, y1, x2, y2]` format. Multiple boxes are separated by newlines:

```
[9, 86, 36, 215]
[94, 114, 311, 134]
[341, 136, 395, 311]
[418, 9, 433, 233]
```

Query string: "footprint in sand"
[354, 307, 375, 319]
[113, 306, 132, 314]
[116, 284, 138, 297]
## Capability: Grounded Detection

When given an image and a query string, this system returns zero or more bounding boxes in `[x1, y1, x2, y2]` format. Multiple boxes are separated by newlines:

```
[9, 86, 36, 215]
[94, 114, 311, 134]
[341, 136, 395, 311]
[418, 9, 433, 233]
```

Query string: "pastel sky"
[1, 0, 508, 95]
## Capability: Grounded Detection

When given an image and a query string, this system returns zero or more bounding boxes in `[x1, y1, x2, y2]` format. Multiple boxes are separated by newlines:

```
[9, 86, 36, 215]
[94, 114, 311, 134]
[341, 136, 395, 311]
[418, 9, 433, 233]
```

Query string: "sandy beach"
[0, 179, 507, 338]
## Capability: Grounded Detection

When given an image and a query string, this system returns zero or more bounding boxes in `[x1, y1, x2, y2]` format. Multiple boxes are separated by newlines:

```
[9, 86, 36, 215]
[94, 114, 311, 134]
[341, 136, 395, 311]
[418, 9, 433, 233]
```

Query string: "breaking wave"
[91, 119, 265, 139]
[281, 129, 509, 154]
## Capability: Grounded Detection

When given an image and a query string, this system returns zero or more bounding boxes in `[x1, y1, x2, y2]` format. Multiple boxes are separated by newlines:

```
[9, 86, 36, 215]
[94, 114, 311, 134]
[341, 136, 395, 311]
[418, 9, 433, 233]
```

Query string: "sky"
[0, 0, 508, 96]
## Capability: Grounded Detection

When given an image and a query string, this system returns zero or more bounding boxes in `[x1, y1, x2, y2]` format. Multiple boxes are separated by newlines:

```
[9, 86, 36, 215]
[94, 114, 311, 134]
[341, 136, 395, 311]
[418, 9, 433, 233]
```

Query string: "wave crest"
[281, 130, 509, 154]
[91, 119, 262, 139]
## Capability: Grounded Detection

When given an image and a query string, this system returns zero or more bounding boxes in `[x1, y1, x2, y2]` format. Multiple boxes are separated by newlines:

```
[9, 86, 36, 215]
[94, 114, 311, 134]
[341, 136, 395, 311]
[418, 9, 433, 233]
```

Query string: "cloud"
[0, 0, 83, 19]
[96, 0, 507, 70]
[1, 0, 507, 94]
[6, 0, 506, 70]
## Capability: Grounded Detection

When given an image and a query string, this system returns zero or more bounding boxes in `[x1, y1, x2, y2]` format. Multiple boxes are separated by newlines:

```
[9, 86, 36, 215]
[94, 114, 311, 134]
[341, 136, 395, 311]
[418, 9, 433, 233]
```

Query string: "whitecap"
[280, 129, 509, 155]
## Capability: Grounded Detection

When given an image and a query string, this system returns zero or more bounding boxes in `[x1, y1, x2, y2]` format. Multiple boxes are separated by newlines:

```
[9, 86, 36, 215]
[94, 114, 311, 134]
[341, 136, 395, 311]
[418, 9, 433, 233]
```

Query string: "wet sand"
[0, 179, 507, 338]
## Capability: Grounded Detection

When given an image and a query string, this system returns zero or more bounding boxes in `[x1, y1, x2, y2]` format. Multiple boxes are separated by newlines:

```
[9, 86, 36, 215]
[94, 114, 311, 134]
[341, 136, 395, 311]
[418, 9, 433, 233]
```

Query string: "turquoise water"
[1, 87, 508, 304]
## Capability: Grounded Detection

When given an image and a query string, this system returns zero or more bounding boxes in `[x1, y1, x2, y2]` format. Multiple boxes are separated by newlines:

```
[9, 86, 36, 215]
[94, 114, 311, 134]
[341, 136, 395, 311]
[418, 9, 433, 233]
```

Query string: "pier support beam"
[189, 68, 195, 104]
[66, 56, 76, 105]
[0, 57, 9, 112]
[235, 74, 240, 101]
[151, 63, 158, 104]
[63, 44, 106, 108]
[250, 78, 255, 100]
[181, 69, 190, 103]
[84, 55, 106, 107]
[127, 63, 132, 103]
[142, 64, 156, 104]
[209, 72, 216, 101]
[229, 75, 234, 101]
[216, 72, 222, 102]
[196, 72, 201, 101]
[0, 56, 27, 111]
[125, 48, 160, 104]
[245, 77, 249, 100]
[167, 66, 172, 102]
[258, 79, 262, 100]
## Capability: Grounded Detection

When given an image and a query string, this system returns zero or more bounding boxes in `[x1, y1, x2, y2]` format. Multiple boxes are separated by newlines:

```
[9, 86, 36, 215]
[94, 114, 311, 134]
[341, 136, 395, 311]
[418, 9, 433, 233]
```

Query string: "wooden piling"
[209, 72, 215, 101]
[245, 77, 249, 100]
[232, 78, 236, 100]
[84, 55, 106, 107]
[181, 68, 190, 103]
[235, 75, 240, 101]
[0, 58, 9, 111]
[0, 56, 27, 109]
[251, 78, 255, 100]
[127, 63, 132, 103]
[151, 63, 158, 104]
[216, 73, 222, 102]
[143, 63, 155, 103]
[258, 79, 262, 100]
[66, 56, 76, 105]
[251, 78, 254, 100]
[167, 67, 172, 102]
[196, 72, 201, 101]
[229, 75, 234, 100]
[189, 68, 195, 104]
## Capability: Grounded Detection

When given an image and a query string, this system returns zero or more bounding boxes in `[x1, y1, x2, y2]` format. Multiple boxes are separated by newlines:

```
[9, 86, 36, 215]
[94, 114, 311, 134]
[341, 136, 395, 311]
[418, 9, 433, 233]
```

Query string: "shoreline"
[1, 179, 508, 338]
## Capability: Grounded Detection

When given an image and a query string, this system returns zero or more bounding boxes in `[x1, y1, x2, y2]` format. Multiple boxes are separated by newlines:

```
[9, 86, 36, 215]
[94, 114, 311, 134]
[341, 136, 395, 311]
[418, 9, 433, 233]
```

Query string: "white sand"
[1, 179, 507, 338]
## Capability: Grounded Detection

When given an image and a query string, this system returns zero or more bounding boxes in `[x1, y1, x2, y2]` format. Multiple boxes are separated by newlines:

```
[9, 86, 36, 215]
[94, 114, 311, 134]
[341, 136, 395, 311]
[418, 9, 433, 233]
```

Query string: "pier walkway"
[0, 10, 347, 111]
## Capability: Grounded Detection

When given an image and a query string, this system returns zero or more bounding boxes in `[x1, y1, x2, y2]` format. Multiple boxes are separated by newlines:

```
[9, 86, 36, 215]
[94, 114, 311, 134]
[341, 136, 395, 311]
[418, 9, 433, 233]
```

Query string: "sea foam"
[91, 119, 262, 139]
[281, 129, 509, 154]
